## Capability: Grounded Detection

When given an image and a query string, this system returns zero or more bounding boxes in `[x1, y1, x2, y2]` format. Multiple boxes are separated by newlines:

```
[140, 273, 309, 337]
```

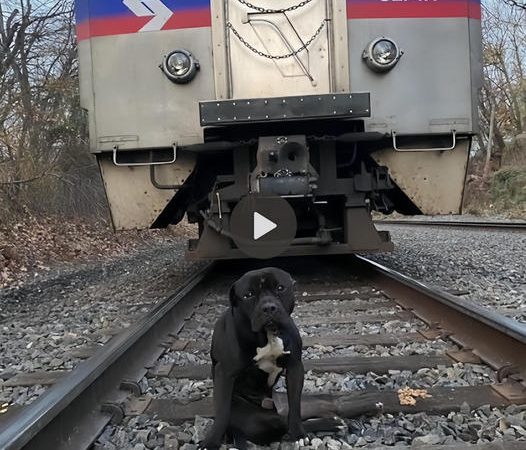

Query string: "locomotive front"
[76, 0, 482, 259]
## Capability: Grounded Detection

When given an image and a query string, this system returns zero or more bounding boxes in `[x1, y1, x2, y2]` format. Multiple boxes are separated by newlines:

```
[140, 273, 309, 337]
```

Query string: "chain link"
[235, 0, 315, 14]
[227, 21, 326, 60]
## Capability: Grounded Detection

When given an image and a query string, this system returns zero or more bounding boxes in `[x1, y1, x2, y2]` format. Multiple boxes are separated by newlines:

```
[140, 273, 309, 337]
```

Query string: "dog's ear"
[285, 277, 296, 314]
[229, 283, 238, 308]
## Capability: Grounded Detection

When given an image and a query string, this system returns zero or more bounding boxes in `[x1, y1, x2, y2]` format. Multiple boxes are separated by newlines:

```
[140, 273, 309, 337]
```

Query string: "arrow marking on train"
[123, 0, 173, 32]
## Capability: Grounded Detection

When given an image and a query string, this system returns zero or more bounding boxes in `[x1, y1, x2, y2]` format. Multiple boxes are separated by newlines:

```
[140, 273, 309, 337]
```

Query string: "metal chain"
[235, 0, 315, 14]
[226, 21, 326, 60]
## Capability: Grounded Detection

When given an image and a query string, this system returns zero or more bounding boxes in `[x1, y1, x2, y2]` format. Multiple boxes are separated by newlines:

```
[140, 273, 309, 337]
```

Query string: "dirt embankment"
[0, 217, 195, 289]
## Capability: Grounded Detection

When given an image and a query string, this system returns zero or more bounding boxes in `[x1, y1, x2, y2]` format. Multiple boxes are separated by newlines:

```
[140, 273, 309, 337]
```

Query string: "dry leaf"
[398, 387, 432, 406]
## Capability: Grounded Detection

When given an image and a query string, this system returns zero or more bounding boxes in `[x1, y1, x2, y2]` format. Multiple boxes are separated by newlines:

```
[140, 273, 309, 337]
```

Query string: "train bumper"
[199, 93, 371, 126]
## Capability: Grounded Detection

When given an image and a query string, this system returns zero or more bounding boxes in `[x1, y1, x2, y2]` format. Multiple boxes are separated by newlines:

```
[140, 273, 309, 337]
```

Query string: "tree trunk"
[483, 104, 496, 182]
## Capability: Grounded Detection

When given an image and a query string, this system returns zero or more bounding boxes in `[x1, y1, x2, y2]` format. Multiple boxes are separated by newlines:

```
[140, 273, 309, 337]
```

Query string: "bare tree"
[0, 0, 105, 219]
[479, 1, 526, 175]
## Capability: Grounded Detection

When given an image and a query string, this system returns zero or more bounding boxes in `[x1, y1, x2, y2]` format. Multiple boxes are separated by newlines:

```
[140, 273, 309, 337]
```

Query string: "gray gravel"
[370, 224, 526, 322]
[94, 404, 526, 449]
[300, 363, 494, 393]
[3, 230, 525, 448]
[300, 320, 422, 337]
[0, 235, 204, 406]
[302, 339, 452, 359]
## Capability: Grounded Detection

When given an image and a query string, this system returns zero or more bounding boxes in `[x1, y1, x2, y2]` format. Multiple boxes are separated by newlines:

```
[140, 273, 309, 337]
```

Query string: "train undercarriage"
[139, 114, 468, 259]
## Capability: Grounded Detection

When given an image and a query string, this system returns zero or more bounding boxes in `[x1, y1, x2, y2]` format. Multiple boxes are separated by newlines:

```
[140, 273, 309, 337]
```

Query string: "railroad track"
[1, 257, 526, 449]
[374, 219, 526, 231]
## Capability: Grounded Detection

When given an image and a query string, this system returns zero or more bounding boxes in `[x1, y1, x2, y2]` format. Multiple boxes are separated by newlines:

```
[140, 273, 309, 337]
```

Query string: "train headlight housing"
[161, 49, 200, 84]
[363, 38, 402, 73]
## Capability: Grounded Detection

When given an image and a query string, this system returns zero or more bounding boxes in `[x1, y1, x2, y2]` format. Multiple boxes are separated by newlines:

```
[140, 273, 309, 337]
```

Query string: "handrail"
[392, 130, 457, 152]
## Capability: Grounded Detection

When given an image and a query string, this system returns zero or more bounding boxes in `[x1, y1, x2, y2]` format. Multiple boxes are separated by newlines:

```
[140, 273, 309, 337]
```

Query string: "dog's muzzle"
[251, 297, 285, 332]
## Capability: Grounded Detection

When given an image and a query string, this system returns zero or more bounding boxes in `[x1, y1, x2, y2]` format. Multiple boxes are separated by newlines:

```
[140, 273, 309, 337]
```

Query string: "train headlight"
[161, 49, 200, 84]
[362, 38, 402, 73]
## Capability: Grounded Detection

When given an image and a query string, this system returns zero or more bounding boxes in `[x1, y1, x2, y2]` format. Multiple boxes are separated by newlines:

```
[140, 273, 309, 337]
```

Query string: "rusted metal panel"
[371, 140, 470, 215]
[97, 153, 195, 230]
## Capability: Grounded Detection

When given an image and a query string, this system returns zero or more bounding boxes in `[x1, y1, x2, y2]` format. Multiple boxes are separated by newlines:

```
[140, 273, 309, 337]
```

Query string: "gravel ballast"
[371, 224, 526, 322]
[0, 234, 204, 407]
[2, 221, 525, 448]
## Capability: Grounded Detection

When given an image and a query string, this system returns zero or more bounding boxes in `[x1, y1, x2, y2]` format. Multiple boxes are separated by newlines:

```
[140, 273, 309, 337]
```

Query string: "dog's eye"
[277, 285, 284, 292]
[243, 291, 254, 299]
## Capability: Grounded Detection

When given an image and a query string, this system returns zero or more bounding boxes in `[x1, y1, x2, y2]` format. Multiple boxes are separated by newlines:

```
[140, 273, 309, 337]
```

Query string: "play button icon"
[254, 212, 277, 240]
[230, 195, 297, 259]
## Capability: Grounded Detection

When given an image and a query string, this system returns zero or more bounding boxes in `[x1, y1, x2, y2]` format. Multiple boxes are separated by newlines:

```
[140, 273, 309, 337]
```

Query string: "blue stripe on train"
[75, 0, 211, 24]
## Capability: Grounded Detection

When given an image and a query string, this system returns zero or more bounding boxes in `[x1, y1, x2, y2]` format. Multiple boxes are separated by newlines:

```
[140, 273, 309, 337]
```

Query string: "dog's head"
[229, 267, 296, 333]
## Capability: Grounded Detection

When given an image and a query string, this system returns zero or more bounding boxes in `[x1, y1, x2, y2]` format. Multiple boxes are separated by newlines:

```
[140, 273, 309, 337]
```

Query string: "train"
[76, 0, 482, 259]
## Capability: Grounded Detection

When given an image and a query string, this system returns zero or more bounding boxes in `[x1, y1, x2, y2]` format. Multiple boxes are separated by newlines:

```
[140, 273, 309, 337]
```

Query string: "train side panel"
[76, 2, 214, 228]
[346, 0, 481, 214]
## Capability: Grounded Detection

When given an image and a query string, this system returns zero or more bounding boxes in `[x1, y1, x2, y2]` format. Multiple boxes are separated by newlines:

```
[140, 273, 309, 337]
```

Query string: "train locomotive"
[76, 0, 482, 259]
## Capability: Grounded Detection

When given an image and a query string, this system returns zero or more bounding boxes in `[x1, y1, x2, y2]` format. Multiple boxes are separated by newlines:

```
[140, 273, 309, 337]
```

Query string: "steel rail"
[0, 263, 215, 450]
[355, 256, 526, 381]
[374, 219, 526, 230]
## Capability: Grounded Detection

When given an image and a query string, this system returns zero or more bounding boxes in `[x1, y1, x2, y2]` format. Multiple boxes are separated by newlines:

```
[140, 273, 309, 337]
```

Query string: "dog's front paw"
[281, 436, 310, 449]
[253, 347, 264, 361]
[198, 439, 221, 450]
[295, 436, 310, 447]
[283, 423, 306, 442]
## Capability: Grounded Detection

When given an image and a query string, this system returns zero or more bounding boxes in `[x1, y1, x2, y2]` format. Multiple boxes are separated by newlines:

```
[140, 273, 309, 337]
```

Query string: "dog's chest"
[253, 333, 290, 385]
[257, 335, 287, 361]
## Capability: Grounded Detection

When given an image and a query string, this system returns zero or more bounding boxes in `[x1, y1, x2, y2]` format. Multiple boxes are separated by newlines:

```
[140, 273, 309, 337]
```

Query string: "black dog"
[200, 268, 340, 450]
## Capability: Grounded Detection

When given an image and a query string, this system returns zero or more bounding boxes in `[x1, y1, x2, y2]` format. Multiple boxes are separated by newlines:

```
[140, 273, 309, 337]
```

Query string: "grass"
[464, 168, 526, 218]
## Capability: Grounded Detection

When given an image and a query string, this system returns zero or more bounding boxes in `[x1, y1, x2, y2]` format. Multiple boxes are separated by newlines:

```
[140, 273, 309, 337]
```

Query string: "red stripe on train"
[76, 9, 211, 41]
[347, 3, 481, 20]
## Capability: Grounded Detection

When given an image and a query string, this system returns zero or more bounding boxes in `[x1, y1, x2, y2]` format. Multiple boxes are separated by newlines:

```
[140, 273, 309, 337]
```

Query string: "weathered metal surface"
[216, 0, 349, 99]
[97, 152, 195, 230]
[78, 28, 216, 152]
[348, 15, 481, 135]
[446, 349, 483, 365]
[371, 140, 470, 215]
[76, 0, 481, 239]
[491, 381, 526, 404]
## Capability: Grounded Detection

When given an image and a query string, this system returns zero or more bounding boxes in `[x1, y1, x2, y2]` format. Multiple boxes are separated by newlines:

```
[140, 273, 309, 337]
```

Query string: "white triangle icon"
[253, 212, 278, 240]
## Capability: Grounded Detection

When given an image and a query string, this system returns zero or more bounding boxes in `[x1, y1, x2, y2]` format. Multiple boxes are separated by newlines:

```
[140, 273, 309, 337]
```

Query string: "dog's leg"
[230, 396, 287, 446]
[303, 417, 347, 433]
[232, 431, 248, 450]
[200, 363, 235, 450]
[284, 360, 306, 441]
